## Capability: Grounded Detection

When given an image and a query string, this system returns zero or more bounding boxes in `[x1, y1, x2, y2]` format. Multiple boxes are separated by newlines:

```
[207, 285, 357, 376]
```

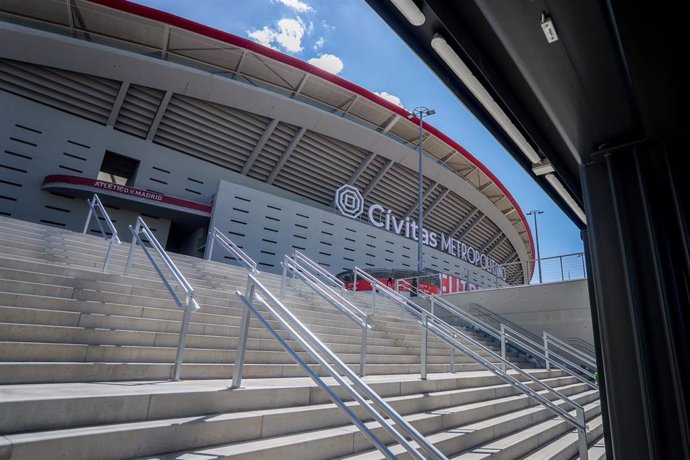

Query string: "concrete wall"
[443, 280, 593, 343]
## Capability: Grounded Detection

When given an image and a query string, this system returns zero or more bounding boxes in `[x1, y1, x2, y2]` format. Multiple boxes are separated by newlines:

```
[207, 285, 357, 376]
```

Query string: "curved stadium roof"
[0, 0, 535, 283]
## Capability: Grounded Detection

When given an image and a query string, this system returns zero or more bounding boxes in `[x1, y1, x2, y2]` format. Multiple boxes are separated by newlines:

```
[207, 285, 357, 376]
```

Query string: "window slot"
[9, 137, 37, 147]
[4, 150, 32, 160]
[15, 124, 42, 134]
[63, 152, 87, 161]
[68, 140, 90, 149]
[59, 165, 83, 173]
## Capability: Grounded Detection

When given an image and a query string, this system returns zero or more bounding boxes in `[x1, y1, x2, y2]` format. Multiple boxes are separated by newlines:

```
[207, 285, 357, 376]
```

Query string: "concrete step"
[0, 361, 505, 384]
[522, 415, 605, 460]
[0, 377, 582, 460]
[341, 389, 600, 460]
[0, 371, 570, 434]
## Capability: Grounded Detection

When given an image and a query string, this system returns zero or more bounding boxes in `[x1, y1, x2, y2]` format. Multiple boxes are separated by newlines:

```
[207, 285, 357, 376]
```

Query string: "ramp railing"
[234, 273, 447, 460]
[397, 279, 598, 390]
[206, 227, 257, 272]
[292, 250, 344, 291]
[124, 217, 200, 381]
[353, 267, 590, 460]
[82, 193, 120, 272]
[281, 253, 371, 376]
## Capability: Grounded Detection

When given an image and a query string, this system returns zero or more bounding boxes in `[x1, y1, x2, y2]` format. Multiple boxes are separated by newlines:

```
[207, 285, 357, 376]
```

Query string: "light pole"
[527, 210, 544, 283]
[408, 106, 435, 273]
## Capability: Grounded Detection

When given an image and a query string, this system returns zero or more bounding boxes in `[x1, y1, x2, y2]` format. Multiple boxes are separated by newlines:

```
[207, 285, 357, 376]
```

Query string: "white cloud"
[248, 26, 278, 50]
[313, 37, 325, 51]
[275, 18, 305, 52]
[273, 0, 314, 13]
[308, 54, 344, 75]
[248, 17, 305, 53]
[375, 91, 404, 108]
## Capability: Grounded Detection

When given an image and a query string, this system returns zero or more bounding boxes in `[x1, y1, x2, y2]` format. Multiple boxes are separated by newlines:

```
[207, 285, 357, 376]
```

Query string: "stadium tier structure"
[0, 0, 534, 288]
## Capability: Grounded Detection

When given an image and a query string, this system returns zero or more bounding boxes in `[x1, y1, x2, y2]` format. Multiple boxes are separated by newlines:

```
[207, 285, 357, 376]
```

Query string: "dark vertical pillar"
[581, 132, 690, 459]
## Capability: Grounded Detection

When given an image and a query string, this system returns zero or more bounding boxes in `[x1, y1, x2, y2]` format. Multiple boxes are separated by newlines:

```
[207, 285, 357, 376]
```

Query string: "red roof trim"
[87, 0, 535, 275]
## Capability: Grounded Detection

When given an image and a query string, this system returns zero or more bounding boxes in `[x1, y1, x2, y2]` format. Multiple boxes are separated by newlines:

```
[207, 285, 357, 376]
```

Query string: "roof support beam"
[403, 182, 439, 219]
[380, 114, 400, 133]
[449, 209, 479, 237]
[423, 188, 451, 218]
[341, 95, 359, 115]
[480, 232, 506, 253]
[146, 90, 172, 141]
[488, 235, 508, 257]
[500, 252, 519, 265]
[107, 81, 130, 127]
[267, 127, 307, 184]
[362, 159, 393, 198]
[456, 214, 485, 240]
[66, 0, 75, 36]
[291, 73, 309, 98]
[242, 118, 279, 175]
[161, 24, 171, 60]
[347, 152, 376, 185]
[234, 50, 247, 78]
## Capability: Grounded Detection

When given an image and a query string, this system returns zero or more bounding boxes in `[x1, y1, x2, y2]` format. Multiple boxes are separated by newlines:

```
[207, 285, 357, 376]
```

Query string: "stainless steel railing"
[545, 332, 597, 375]
[82, 194, 120, 273]
[353, 267, 590, 460]
[281, 254, 371, 376]
[234, 273, 447, 460]
[292, 250, 345, 291]
[398, 279, 598, 390]
[206, 227, 258, 272]
[124, 216, 200, 381]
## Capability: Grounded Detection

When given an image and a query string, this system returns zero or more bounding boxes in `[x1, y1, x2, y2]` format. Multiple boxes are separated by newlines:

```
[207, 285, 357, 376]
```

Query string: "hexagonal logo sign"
[335, 184, 364, 219]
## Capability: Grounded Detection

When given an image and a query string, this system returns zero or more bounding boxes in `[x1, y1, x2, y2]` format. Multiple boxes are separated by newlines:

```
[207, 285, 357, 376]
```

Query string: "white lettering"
[368, 204, 386, 228]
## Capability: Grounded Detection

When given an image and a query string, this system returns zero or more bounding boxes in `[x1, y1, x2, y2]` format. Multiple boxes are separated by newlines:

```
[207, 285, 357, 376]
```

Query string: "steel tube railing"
[282, 255, 371, 376]
[353, 267, 590, 459]
[398, 279, 598, 389]
[124, 217, 200, 380]
[206, 227, 257, 272]
[82, 194, 120, 272]
[293, 250, 344, 291]
[234, 273, 446, 459]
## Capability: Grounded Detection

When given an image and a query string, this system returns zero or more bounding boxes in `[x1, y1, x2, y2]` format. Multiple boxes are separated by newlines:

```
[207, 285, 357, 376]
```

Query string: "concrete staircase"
[0, 216, 605, 459]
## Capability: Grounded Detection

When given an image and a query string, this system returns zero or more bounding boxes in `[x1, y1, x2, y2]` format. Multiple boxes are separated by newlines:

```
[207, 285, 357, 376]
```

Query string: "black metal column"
[581, 132, 689, 459]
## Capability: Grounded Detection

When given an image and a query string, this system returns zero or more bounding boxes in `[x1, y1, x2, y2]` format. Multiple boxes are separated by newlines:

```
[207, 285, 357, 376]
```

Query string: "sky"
[133, 0, 584, 265]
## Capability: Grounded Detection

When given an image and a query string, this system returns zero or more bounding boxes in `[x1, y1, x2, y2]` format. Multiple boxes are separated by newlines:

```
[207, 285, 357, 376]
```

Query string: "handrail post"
[544, 331, 551, 370]
[421, 312, 428, 380]
[430, 296, 435, 316]
[103, 237, 115, 273]
[359, 315, 368, 377]
[560, 256, 565, 281]
[370, 285, 376, 312]
[172, 292, 194, 381]
[500, 323, 507, 372]
[124, 221, 141, 275]
[232, 278, 255, 389]
[576, 405, 589, 460]
[280, 258, 288, 298]
[82, 198, 93, 234]
[450, 333, 456, 373]
[353, 271, 357, 292]
[205, 228, 215, 260]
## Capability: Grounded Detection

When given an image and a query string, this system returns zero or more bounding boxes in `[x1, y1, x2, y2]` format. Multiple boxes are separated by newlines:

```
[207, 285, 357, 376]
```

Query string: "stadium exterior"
[0, 0, 534, 287]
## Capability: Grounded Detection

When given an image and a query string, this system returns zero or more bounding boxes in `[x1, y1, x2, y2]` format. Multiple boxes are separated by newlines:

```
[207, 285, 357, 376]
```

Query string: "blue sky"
[134, 0, 584, 265]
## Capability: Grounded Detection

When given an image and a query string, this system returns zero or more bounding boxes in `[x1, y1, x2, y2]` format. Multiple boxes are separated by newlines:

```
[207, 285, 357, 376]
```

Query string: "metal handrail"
[281, 254, 370, 376]
[545, 332, 597, 368]
[293, 250, 344, 290]
[467, 302, 542, 345]
[82, 194, 120, 272]
[353, 267, 590, 459]
[206, 227, 258, 272]
[397, 279, 598, 389]
[124, 217, 200, 381]
[234, 273, 446, 460]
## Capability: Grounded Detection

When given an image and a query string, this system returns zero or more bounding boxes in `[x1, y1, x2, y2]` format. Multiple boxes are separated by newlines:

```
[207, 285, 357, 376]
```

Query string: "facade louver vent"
[0, 58, 119, 125]
[114, 84, 165, 138]
[153, 94, 269, 172]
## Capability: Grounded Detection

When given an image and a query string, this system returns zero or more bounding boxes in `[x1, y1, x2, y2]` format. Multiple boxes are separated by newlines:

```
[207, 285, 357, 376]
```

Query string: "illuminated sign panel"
[336, 186, 506, 280]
